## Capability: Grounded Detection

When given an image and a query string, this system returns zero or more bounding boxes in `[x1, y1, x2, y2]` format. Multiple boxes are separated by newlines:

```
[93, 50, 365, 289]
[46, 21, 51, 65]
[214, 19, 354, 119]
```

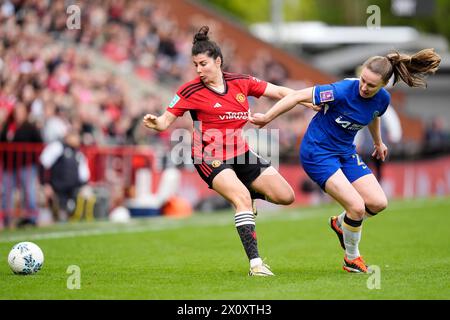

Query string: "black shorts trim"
[193, 151, 271, 189]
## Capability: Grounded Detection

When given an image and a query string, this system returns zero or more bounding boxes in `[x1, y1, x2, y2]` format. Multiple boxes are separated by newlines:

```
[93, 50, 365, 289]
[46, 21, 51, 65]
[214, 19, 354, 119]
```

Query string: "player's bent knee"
[278, 191, 295, 205]
[367, 198, 388, 214]
[268, 187, 295, 205]
[347, 202, 366, 219]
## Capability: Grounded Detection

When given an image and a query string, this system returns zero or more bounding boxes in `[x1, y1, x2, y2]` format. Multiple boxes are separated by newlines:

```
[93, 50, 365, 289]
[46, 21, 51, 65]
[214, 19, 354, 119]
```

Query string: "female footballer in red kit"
[143, 26, 317, 276]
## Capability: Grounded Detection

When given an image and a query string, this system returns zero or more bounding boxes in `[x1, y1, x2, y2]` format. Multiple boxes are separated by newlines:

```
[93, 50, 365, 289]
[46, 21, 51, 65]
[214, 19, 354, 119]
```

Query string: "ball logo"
[211, 160, 222, 168]
[236, 93, 246, 103]
[8, 242, 44, 275]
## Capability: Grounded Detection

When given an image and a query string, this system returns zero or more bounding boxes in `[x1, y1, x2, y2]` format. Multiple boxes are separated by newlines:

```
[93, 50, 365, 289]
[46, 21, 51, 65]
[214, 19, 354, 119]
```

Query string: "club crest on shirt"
[211, 160, 222, 168]
[236, 93, 246, 103]
[320, 90, 334, 103]
[372, 111, 380, 119]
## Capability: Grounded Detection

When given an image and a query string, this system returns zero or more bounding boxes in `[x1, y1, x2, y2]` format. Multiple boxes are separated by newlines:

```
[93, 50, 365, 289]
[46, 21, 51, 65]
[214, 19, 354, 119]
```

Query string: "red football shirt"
[166, 72, 268, 162]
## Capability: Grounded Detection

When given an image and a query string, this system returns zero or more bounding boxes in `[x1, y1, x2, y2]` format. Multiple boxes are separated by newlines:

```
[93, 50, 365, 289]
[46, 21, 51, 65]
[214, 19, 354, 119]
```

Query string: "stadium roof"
[250, 22, 449, 74]
[250, 22, 423, 45]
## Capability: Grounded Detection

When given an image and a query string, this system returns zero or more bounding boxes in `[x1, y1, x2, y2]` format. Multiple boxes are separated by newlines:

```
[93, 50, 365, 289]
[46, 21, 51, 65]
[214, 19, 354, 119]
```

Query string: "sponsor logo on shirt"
[169, 94, 180, 108]
[335, 116, 364, 131]
[320, 90, 334, 103]
[213, 102, 222, 108]
[219, 111, 249, 120]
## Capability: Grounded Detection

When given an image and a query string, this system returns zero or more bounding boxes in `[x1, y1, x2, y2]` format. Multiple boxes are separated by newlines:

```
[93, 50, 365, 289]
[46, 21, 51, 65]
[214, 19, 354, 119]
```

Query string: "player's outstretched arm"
[249, 87, 317, 128]
[368, 117, 388, 161]
[262, 83, 320, 112]
[262, 83, 295, 100]
[142, 111, 177, 132]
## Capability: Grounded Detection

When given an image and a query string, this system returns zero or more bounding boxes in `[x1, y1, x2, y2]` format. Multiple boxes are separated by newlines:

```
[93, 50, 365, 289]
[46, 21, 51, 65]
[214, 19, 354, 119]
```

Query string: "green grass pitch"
[0, 197, 449, 299]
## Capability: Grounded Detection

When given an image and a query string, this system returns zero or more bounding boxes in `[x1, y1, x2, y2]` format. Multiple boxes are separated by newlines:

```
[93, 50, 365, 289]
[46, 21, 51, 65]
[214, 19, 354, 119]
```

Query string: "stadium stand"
[0, 0, 448, 229]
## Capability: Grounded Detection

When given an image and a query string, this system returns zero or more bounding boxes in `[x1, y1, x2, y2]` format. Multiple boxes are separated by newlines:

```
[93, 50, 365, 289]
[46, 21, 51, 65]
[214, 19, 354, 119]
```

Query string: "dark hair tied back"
[364, 48, 441, 88]
[191, 25, 224, 67]
[193, 26, 209, 44]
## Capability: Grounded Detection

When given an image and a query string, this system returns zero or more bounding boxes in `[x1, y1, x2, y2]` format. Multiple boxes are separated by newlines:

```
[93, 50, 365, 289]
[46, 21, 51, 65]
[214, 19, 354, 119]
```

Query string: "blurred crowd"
[0, 0, 317, 163]
[1, 0, 163, 148]
[0, 0, 449, 161]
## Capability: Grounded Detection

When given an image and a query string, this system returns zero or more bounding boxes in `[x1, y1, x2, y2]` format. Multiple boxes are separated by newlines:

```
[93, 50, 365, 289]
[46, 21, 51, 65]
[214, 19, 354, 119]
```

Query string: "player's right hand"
[248, 112, 269, 128]
[372, 142, 388, 161]
[142, 114, 158, 129]
[301, 102, 322, 112]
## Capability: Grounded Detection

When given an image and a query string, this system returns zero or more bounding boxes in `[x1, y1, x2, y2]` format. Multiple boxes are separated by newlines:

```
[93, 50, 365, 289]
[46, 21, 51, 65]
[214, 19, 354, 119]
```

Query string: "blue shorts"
[300, 141, 372, 191]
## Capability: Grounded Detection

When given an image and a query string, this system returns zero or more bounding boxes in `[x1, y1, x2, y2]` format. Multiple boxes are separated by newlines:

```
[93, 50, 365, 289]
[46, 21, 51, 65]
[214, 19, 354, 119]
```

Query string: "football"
[8, 242, 44, 275]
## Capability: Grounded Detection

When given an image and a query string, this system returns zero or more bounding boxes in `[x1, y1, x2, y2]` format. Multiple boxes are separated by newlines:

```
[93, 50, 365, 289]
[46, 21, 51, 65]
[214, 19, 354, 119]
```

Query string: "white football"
[109, 206, 131, 223]
[8, 242, 44, 275]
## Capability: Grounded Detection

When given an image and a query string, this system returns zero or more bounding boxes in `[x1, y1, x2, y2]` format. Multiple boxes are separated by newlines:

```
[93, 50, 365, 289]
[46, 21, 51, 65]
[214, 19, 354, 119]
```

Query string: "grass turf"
[0, 197, 449, 299]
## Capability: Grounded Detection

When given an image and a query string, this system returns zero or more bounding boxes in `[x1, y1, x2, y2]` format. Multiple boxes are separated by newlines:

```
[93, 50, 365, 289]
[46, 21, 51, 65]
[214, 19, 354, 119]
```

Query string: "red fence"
[82, 145, 155, 185]
[1, 142, 449, 226]
[0, 143, 155, 225]
[0, 142, 155, 185]
[158, 157, 450, 207]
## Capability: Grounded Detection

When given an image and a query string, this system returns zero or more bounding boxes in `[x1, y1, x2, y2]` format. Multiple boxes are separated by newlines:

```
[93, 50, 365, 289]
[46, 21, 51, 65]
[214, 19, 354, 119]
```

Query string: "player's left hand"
[372, 142, 388, 161]
[248, 112, 269, 128]
[300, 102, 322, 112]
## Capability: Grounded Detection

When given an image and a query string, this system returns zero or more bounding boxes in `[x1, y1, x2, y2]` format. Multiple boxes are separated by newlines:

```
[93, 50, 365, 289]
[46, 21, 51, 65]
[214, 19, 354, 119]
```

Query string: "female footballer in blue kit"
[250, 49, 441, 272]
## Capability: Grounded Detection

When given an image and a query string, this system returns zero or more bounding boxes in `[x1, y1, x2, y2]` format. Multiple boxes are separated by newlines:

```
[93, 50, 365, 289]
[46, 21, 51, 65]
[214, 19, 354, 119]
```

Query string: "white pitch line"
[0, 224, 180, 243]
[0, 198, 448, 243]
[0, 209, 323, 243]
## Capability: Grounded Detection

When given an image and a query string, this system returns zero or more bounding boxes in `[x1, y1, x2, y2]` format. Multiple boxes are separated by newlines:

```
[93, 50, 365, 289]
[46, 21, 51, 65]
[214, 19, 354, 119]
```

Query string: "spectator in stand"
[0, 103, 42, 228]
[355, 105, 402, 182]
[40, 130, 90, 222]
[424, 116, 449, 155]
[41, 103, 69, 144]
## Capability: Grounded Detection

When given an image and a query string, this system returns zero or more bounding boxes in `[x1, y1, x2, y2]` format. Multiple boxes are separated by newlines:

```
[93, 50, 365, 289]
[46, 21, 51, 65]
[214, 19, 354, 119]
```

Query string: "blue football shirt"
[304, 78, 391, 154]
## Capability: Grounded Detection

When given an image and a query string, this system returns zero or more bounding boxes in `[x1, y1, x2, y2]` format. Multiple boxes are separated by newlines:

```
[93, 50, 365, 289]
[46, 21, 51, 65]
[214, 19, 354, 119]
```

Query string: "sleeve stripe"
[224, 76, 250, 81]
[180, 82, 203, 97]
[184, 87, 205, 99]
[312, 86, 316, 105]
[223, 72, 249, 79]
[224, 75, 250, 80]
